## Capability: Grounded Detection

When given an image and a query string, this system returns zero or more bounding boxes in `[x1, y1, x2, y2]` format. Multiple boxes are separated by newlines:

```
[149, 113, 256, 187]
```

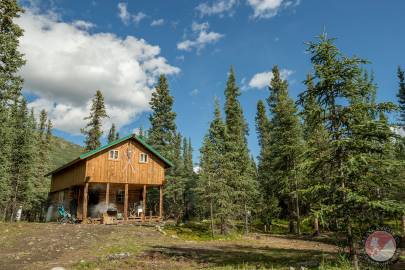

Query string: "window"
[108, 150, 119, 160]
[139, 153, 148, 163]
[116, 190, 124, 204]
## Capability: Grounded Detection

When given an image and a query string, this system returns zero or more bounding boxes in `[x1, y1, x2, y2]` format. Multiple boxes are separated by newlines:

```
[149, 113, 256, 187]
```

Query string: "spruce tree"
[147, 75, 177, 160]
[164, 132, 186, 223]
[107, 123, 117, 143]
[397, 66, 405, 127]
[9, 98, 35, 221]
[183, 137, 196, 221]
[300, 34, 404, 267]
[0, 0, 25, 103]
[267, 66, 305, 234]
[298, 73, 330, 235]
[223, 67, 258, 234]
[198, 99, 231, 236]
[255, 99, 279, 228]
[396, 66, 405, 234]
[0, 0, 25, 220]
[183, 137, 193, 175]
[147, 75, 182, 221]
[81, 90, 108, 151]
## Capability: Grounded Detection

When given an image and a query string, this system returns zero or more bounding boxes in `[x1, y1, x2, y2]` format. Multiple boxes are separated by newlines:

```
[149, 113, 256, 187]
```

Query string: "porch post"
[83, 183, 88, 220]
[124, 183, 128, 221]
[159, 185, 163, 220]
[105, 183, 110, 209]
[142, 184, 146, 222]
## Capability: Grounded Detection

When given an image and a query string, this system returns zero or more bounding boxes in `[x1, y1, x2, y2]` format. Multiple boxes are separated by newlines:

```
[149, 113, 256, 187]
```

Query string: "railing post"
[142, 185, 146, 222]
[105, 183, 110, 209]
[159, 185, 163, 220]
[124, 184, 128, 221]
[83, 183, 88, 221]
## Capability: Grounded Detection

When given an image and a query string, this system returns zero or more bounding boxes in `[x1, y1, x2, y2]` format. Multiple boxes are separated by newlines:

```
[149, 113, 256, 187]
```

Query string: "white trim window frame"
[139, 153, 148, 163]
[108, 149, 119, 160]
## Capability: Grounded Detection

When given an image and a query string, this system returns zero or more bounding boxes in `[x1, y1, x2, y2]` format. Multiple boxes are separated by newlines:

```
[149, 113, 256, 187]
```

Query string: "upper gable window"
[108, 150, 119, 160]
[139, 153, 148, 163]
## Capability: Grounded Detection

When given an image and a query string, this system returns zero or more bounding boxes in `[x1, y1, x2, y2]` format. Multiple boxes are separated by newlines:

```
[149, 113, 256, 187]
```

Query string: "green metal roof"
[46, 134, 173, 176]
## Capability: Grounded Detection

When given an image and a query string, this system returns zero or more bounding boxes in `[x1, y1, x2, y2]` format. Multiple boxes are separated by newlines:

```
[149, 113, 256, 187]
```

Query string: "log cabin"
[45, 134, 172, 223]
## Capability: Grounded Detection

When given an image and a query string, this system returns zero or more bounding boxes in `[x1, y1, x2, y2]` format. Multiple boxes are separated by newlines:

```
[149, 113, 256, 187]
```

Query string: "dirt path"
[0, 222, 351, 270]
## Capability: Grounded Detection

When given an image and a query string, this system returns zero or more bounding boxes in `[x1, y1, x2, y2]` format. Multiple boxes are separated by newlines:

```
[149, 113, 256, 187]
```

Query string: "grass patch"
[164, 222, 242, 241]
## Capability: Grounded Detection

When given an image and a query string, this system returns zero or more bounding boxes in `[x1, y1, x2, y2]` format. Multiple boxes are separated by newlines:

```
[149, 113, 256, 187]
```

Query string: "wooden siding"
[50, 161, 86, 192]
[85, 139, 165, 185]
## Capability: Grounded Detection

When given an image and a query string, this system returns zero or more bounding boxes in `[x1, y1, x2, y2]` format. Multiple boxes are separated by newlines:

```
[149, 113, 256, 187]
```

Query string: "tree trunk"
[289, 219, 295, 234]
[244, 203, 249, 235]
[210, 199, 214, 238]
[313, 216, 320, 236]
[288, 196, 296, 234]
[220, 217, 226, 235]
[10, 181, 20, 222]
[347, 218, 359, 270]
[295, 179, 301, 235]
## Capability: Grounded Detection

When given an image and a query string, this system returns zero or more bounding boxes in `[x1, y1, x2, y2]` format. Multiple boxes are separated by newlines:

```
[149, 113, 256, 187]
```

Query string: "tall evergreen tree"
[300, 34, 404, 268]
[396, 66, 405, 234]
[298, 73, 330, 235]
[9, 98, 35, 221]
[107, 123, 117, 143]
[81, 90, 108, 151]
[147, 75, 177, 160]
[147, 75, 181, 220]
[0, 0, 25, 220]
[255, 99, 279, 228]
[397, 66, 405, 127]
[223, 67, 258, 234]
[183, 137, 193, 175]
[164, 132, 186, 223]
[0, 0, 25, 103]
[198, 99, 231, 236]
[267, 66, 305, 234]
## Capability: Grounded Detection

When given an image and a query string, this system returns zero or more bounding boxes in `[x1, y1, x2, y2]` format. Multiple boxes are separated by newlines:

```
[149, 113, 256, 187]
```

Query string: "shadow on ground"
[148, 244, 334, 268]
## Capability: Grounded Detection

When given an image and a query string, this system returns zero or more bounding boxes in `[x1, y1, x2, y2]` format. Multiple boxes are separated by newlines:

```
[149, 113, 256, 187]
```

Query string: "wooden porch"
[78, 182, 163, 224]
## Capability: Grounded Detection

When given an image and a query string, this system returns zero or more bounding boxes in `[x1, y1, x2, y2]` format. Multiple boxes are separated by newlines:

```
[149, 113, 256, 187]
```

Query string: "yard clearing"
[0, 222, 402, 270]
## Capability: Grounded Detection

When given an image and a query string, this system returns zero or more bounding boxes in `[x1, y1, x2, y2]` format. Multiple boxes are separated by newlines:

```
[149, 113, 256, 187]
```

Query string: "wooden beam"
[83, 183, 88, 221]
[105, 183, 110, 209]
[159, 185, 163, 220]
[142, 184, 146, 222]
[124, 183, 128, 221]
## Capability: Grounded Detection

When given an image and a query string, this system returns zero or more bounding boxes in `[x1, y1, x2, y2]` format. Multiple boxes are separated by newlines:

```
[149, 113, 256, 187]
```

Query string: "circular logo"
[364, 230, 397, 263]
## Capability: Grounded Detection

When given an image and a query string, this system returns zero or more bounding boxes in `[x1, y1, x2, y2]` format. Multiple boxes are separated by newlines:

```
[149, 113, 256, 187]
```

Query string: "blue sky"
[19, 0, 405, 164]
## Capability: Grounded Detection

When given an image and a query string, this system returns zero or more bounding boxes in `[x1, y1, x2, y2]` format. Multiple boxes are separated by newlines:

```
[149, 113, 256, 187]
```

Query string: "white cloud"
[117, 2, 130, 24]
[189, 89, 199, 96]
[177, 22, 224, 53]
[196, 0, 238, 17]
[191, 22, 209, 32]
[151, 18, 165, 27]
[247, 0, 300, 19]
[117, 2, 146, 25]
[248, 69, 294, 89]
[392, 126, 405, 137]
[193, 166, 200, 174]
[132, 12, 147, 24]
[72, 20, 95, 30]
[18, 10, 180, 134]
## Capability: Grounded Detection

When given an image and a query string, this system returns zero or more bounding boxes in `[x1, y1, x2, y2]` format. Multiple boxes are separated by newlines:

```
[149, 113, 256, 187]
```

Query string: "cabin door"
[88, 189, 100, 218]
